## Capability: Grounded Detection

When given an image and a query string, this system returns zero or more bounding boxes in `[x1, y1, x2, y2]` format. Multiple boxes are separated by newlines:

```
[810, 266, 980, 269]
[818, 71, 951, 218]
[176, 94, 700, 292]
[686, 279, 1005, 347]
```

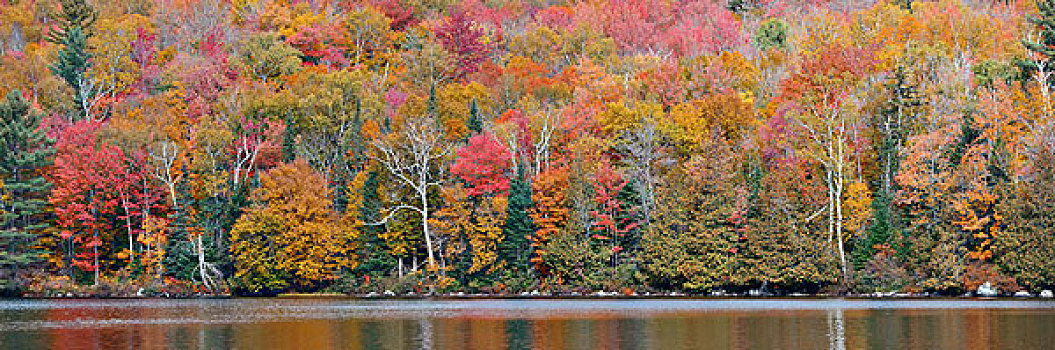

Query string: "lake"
[1, 298, 1054, 349]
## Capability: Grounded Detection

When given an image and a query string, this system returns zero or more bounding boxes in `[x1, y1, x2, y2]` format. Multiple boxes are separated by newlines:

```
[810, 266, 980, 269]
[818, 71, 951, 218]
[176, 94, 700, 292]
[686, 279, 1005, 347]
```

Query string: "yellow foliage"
[344, 5, 396, 68]
[529, 167, 570, 272]
[434, 185, 509, 274]
[843, 180, 873, 238]
[88, 14, 152, 97]
[666, 92, 754, 151]
[437, 81, 491, 140]
[230, 160, 357, 292]
[598, 100, 662, 137]
[139, 217, 169, 282]
[289, 68, 384, 130]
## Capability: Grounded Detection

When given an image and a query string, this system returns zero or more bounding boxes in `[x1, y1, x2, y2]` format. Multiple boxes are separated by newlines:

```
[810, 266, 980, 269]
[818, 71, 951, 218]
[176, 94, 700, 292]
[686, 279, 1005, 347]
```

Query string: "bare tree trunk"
[197, 235, 212, 293]
[420, 189, 436, 269]
[121, 195, 134, 263]
[93, 232, 99, 286]
[366, 117, 452, 273]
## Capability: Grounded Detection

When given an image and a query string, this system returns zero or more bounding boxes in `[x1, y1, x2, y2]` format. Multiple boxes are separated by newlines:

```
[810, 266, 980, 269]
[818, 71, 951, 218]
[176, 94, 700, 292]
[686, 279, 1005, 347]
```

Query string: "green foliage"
[754, 19, 788, 50]
[45, 0, 97, 43]
[281, 114, 297, 163]
[541, 228, 622, 290]
[241, 33, 302, 83]
[994, 151, 1055, 290]
[500, 162, 534, 274]
[6, 0, 1055, 297]
[354, 171, 397, 278]
[49, 26, 92, 120]
[641, 140, 743, 292]
[467, 97, 482, 134]
[0, 91, 54, 291]
[973, 60, 1017, 88]
[1024, 0, 1055, 86]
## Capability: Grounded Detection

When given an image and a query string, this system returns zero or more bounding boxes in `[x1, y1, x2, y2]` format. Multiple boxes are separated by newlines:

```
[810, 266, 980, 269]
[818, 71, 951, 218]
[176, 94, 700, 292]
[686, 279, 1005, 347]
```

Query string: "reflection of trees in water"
[506, 319, 532, 349]
[828, 309, 846, 350]
[419, 318, 433, 350]
[9, 300, 1055, 349]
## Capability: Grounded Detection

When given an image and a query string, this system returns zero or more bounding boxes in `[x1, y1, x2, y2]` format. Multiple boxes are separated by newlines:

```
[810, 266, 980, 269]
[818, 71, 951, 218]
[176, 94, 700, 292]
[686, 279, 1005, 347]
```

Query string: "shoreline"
[7, 292, 1055, 301]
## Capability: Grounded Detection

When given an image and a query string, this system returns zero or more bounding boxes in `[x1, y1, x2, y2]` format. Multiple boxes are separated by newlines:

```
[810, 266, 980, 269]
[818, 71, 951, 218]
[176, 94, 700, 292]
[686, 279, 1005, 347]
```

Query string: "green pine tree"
[355, 170, 397, 279]
[164, 168, 225, 284]
[281, 113, 297, 163]
[1023, 0, 1055, 86]
[0, 91, 55, 293]
[49, 26, 93, 121]
[467, 98, 482, 134]
[350, 97, 365, 166]
[500, 161, 535, 274]
[854, 64, 920, 272]
[45, 0, 97, 44]
[427, 82, 438, 118]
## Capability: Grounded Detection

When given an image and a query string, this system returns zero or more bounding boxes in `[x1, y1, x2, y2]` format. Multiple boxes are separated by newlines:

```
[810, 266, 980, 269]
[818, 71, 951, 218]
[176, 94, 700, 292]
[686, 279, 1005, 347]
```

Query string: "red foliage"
[662, 0, 746, 57]
[459, 0, 513, 40]
[49, 122, 159, 272]
[602, 0, 668, 54]
[177, 31, 237, 120]
[370, 0, 419, 31]
[384, 88, 408, 119]
[533, 5, 574, 30]
[230, 116, 283, 186]
[451, 132, 513, 197]
[496, 109, 534, 160]
[779, 43, 878, 112]
[287, 22, 349, 69]
[130, 27, 160, 93]
[435, 10, 492, 81]
[639, 58, 685, 107]
[589, 160, 639, 239]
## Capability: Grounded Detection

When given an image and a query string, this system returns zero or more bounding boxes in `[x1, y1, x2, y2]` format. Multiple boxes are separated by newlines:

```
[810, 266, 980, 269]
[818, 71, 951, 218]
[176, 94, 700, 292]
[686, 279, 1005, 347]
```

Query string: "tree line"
[1, 0, 1055, 296]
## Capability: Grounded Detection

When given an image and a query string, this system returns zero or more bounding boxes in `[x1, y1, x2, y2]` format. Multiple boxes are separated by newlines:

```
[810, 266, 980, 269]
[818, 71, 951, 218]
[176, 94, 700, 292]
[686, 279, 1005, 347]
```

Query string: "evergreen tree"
[163, 171, 201, 282]
[49, 26, 93, 120]
[427, 82, 438, 118]
[500, 161, 534, 274]
[612, 179, 644, 267]
[1023, 0, 1055, 86]
[853, 65, 921, 277]
[0, 91, 54, 293]
[45, 0, 97, 44]
[467, 98, 482, 134]
[281, 113, 297, 163]
[164, 168, 226, 285]
[355, 171, 396, 278]
[349, 97, 365, 166]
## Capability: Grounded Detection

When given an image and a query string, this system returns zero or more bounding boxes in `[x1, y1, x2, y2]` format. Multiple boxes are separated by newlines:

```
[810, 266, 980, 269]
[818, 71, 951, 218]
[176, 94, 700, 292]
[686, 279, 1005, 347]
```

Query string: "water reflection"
[827, 308, 844, 350]
[1, 299, 1054, 350]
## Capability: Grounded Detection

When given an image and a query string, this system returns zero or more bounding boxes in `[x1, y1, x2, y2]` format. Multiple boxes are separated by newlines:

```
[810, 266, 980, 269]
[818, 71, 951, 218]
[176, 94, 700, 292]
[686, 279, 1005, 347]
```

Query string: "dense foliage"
[1, 0, 1054, 296]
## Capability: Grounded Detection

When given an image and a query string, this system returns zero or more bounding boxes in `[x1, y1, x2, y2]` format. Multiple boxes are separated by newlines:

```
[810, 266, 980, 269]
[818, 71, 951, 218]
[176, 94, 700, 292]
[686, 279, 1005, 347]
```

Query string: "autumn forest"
[1, 0, 1055, 297]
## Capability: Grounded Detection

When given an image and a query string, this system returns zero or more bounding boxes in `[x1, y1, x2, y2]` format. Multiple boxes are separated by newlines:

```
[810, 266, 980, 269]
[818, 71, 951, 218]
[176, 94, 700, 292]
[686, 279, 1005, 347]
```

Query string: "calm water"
[1, 298, 1054, 349]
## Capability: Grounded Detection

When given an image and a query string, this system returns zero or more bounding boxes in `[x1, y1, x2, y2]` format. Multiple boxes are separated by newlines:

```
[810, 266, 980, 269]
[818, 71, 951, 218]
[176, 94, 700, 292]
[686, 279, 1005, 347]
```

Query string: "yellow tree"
[529, 166, 570, 275]
[230, 160, 357, 294]
[87, 15, 151, 103]
[344, 5, 395, 68]
[434, 185, 509, 277]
